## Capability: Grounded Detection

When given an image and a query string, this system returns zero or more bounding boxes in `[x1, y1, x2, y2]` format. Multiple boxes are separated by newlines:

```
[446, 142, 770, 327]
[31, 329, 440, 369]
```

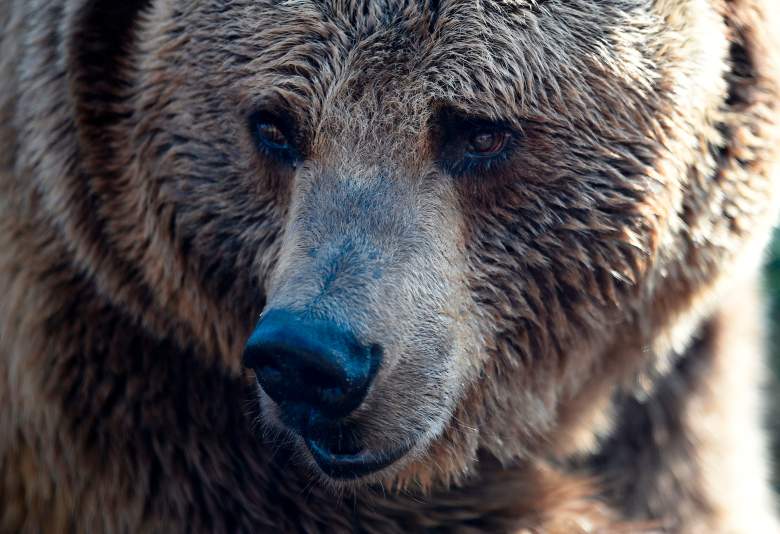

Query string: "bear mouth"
[299, 417, 414, 479]
[304, 435, 413, 479]
[261, 397, 417, 479]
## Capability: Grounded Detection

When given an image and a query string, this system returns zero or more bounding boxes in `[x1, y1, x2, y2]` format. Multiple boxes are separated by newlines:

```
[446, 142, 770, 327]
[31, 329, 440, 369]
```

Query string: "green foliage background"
[766, 231, 780, 491]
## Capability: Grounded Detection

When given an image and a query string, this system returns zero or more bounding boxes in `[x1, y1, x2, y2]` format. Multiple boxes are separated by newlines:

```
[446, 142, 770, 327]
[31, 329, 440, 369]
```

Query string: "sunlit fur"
[1, 0, 779, 532]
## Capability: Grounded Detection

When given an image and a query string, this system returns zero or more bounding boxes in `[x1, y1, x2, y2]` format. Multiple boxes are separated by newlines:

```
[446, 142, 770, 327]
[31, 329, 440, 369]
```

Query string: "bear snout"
[243, 308, 383, 423]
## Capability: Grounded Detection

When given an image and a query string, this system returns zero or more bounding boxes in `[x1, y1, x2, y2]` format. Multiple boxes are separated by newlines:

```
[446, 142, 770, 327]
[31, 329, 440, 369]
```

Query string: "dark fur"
[1, 0, 779, 532]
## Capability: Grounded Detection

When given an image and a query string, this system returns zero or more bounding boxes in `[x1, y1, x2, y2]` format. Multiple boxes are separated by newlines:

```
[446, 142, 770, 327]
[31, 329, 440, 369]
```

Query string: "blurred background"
[765, 230, 780, 492]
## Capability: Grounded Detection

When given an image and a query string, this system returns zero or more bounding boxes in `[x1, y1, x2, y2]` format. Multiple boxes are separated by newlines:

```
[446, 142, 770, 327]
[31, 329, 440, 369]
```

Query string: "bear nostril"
[299, 358, 348, 390]
[261, 365, 283, 384]
[243, 309, 381, 420]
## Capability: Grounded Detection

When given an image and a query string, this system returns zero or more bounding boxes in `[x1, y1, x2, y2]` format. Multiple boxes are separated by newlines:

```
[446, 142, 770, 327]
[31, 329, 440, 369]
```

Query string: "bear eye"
[432, 108, 519, 178]
[256, 122, 290, 151]
[249, 111, 300, 164]
[467, 130, 511, 158]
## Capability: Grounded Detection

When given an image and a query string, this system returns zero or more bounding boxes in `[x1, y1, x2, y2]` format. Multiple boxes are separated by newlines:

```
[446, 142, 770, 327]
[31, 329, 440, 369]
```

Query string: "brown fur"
[0, 0, 779, 532]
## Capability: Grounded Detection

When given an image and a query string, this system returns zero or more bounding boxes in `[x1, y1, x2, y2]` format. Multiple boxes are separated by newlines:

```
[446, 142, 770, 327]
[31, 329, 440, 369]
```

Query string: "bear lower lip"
[304, 436, 411, 479]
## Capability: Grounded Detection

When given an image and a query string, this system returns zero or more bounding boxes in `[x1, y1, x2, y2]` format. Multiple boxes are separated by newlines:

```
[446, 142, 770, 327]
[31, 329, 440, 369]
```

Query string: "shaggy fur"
[0, 0, 779, 532]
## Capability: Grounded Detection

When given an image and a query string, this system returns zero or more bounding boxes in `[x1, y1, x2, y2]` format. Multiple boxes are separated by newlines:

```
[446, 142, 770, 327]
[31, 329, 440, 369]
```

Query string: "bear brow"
[312, 0, 441, 34]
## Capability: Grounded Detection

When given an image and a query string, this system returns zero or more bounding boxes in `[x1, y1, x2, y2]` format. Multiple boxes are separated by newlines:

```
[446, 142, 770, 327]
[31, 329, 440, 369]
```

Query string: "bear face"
[55, 0, 776, 490]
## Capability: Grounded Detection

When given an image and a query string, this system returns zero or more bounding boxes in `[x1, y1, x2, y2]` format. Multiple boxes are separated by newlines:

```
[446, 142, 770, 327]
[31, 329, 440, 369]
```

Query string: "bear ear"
[66, 0, 153, 169]
[66, 0, 152, 124]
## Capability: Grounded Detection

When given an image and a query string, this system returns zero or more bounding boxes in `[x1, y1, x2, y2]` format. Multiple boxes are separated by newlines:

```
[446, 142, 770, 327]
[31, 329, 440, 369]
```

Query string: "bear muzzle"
[244, 308, 406, 478]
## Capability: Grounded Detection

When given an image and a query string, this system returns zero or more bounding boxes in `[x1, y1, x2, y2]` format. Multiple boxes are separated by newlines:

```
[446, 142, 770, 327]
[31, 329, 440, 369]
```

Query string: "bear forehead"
[173, 0, 659, 121]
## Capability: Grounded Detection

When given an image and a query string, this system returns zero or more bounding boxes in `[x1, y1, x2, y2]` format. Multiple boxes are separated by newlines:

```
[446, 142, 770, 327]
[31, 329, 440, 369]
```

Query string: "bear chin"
[255, 386, 448, 484]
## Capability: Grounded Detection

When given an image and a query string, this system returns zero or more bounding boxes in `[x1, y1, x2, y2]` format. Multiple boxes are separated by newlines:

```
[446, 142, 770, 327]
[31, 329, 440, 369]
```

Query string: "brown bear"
[1, 0, 779, 532]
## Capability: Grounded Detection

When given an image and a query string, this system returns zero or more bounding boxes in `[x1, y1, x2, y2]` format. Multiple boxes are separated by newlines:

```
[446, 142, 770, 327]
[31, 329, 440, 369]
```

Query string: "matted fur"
[0, 0, 778, 532]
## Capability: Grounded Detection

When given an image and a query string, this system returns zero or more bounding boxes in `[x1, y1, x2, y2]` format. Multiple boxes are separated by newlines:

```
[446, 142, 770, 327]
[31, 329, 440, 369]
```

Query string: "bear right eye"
[256, 122, 289, 151]
[249, 111, 300, 165]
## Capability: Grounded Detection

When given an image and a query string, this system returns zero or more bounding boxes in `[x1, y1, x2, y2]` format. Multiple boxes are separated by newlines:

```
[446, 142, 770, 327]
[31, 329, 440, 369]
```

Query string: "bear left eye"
[433, 108, 519, 178]
[467, 130, 511, 158]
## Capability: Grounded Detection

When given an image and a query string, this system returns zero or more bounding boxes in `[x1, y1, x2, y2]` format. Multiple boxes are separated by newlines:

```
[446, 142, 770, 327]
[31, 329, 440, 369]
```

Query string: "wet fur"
[1, 0, 779, 532]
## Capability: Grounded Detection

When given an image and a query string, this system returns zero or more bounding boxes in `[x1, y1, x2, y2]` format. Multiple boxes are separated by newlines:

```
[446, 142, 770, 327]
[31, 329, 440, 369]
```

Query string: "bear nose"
[243, 309, 381, 420]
